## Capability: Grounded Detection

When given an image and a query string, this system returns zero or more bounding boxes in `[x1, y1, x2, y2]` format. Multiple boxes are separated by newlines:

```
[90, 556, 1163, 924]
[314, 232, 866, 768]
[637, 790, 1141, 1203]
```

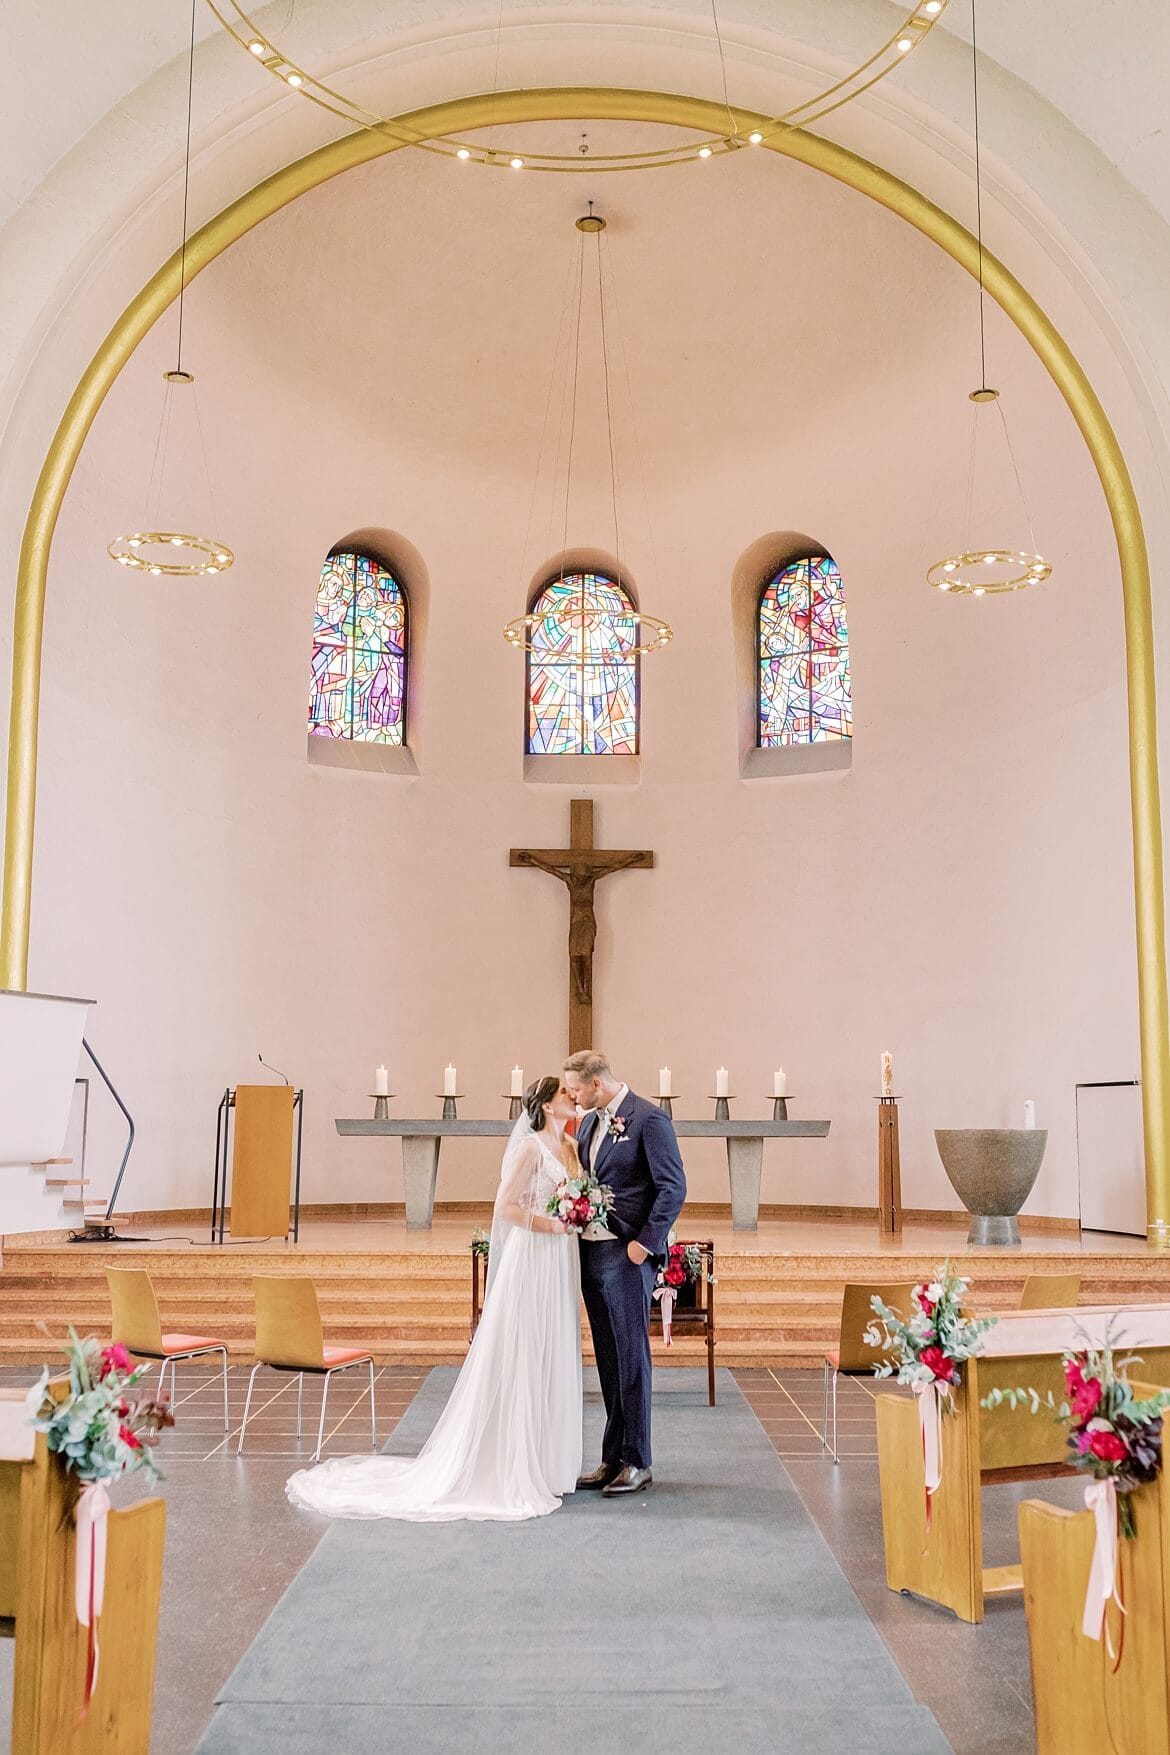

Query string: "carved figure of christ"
[510, 799, 654, 1052]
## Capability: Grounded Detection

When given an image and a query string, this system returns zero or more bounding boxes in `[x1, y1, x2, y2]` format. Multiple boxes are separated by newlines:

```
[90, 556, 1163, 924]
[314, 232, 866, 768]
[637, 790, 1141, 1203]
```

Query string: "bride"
[286, 1075, 582, 1522]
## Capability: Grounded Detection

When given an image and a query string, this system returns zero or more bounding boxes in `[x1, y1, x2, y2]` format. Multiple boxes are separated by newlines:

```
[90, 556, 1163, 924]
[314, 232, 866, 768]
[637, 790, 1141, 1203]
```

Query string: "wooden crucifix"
[511, 799, 653, 1052]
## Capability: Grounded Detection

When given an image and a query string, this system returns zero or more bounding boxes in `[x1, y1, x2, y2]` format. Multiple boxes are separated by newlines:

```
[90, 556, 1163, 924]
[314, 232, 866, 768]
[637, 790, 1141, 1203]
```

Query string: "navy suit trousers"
[579, 1238, 657, 1470]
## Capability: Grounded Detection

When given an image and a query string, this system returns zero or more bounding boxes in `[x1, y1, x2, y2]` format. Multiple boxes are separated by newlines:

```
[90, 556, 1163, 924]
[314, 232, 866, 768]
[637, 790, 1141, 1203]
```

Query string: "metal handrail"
[82, 1036, 135, 1220]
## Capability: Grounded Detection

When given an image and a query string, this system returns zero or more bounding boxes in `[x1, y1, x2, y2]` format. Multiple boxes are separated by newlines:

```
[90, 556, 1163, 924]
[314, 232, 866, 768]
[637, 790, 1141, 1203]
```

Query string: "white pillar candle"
[715, 1067, 729, 1098]
[443, 1064, 458, 1096]
[659, 1066, 672, 1097]
[881, 1051, 894, 1097]
[1023, 1100, 1036, 1130]
[510, 1065, 524, 1097]
[375, 1065, 389, 1097]
[773, 1067, 788, 1098]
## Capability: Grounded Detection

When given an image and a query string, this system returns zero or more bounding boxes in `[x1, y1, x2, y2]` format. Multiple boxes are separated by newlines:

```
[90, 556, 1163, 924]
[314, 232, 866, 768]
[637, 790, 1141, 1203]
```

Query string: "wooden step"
[44, 1177, 90, 1189]
[30, 1158, 72, 1168]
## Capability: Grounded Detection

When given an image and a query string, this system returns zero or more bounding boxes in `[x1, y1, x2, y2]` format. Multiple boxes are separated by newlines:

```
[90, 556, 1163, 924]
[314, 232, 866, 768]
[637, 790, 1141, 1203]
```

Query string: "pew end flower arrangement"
[979, 1326, 1170, 1650]
[26, 1329, 174, 1704]
[653, 1232, 715, 1346]
[863, 1263, 997, 1515]
[980, 1327, 1170, 1544]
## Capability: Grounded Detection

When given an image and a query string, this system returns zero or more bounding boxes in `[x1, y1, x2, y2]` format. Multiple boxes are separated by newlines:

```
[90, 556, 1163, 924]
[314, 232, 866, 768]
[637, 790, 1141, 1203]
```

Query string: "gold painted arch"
[3, 87, 1166, 1240]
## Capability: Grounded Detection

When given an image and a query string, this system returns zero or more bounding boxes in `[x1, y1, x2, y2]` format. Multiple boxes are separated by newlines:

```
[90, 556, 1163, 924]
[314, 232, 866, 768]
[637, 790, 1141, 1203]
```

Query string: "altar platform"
[2, 1209, 1167, 1371]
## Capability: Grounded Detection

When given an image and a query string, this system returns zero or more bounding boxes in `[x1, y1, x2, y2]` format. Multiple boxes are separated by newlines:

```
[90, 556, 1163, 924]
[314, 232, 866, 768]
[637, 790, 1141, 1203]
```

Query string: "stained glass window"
[758, 553, 851, 746]
[526, 571, 639, 755]
[308, 550, 407, 745]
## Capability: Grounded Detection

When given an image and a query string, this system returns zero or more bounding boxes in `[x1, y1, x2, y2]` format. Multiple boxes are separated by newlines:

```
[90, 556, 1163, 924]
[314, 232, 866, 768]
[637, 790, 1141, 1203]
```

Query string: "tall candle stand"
[369, 1093, 395, 1120]
[771, 1095, 791, 1121]
[876, 1095, 902, 1235]
[709, 1095, 734, 1122]
[438, 1094, 464, 1121]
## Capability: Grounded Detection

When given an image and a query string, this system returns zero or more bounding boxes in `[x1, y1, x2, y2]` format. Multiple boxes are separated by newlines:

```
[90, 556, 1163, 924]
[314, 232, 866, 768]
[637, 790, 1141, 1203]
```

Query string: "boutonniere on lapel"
[605, 1113, 628, 1143]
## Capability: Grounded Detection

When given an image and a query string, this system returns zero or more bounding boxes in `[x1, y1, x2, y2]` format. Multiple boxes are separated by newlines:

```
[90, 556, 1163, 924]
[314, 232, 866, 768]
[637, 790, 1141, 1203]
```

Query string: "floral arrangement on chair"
[653, 1234, 714, 1345]
[27, 1330, 174, 1704]
[864, 1263, 997, 1520]
[981, 1326, 1170, 1647]
[470, 1226, 491, 1260]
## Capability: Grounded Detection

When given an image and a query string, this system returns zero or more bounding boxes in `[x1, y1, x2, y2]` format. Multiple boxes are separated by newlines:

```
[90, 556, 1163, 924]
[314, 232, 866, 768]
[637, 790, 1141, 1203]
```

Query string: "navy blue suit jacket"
[577, 1089, 686, 1260]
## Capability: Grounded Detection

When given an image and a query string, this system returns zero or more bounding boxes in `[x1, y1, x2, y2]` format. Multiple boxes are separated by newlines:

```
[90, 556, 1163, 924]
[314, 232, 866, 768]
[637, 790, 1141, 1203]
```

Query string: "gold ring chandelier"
[204, 0, 951, 172]
[927, 550, 1051, 597]
[504, 610, 673, 656]
[108, 530, 234, 577]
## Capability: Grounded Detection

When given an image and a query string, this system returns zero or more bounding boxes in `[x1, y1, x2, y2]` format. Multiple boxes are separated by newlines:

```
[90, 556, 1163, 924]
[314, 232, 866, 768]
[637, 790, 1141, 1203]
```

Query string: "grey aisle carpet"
[195, 1369, 951, 1753]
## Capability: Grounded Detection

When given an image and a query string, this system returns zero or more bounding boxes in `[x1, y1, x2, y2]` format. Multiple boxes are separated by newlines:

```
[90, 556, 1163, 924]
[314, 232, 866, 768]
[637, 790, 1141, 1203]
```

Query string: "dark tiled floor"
[1, 1361, 1078, 1753]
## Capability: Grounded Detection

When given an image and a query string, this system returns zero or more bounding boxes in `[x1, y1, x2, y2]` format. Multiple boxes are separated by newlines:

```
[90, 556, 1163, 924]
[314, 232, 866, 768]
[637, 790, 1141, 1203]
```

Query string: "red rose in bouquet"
[1071, 1376, 1103, 1422]
[919, 1345, 956, 1384]
[100, 1342, 133, 1379]
[664, 1262, 686, 1287]
[1088, 1427, 1129, 1463]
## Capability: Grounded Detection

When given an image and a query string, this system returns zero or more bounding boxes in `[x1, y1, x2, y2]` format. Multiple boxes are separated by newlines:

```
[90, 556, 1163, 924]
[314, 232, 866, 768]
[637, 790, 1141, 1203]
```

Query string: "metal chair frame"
[237, 1354, 376, 1463]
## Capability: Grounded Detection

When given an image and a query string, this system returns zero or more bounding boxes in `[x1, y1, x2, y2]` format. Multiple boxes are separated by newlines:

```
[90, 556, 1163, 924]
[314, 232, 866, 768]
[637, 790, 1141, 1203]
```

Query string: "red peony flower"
[916, 1287, 936, 1317]
[1071, 1377, 1102, 1422]
[1088, 1427, 1129, 1463]
[118, 1424, 142, 1451]
[919, 1345, 956, 1384]
[100, 1342, 133, 1379]
[1065, 1357, 1087, 1395]
[664, 1264, 686, 1287]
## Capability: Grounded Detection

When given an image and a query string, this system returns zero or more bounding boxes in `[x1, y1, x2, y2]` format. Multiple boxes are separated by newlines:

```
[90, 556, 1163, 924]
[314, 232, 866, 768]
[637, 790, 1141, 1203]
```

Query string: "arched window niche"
[306, 529, 425, 775]
[523, 552, 641, 785]
[732, 532, 853, 779]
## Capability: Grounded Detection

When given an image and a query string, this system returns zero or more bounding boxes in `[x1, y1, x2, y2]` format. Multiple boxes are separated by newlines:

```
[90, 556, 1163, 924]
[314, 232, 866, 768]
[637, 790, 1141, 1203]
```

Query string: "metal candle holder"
[369, 1093, 395, 1120]
[709, 1095, 734, 1121]
[505, 1095, 524, 1121]
[771, 1095, 791, 1121]
[656, 1095, 676, 1118]
[438, 1094, 464, 1120]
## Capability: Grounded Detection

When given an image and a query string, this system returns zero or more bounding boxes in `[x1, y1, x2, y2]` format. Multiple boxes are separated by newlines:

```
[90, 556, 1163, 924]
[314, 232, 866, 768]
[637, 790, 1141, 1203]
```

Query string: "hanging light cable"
[504, 210, 672, 656]
[927, 0, 1050, 598]
[108, 0, 233, 579]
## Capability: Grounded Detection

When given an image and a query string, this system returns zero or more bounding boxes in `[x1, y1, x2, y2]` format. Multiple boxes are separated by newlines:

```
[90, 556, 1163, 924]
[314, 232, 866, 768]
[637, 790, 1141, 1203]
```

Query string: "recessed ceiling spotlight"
[897, 36, 914, 52]
[510, 156, 524, 169]
[749, 131, 763, 144]
[457, 148, 471, 160]
[286, 72, 303, 87]
[248, 39, 266, 55]
[698, 146, 713, 159]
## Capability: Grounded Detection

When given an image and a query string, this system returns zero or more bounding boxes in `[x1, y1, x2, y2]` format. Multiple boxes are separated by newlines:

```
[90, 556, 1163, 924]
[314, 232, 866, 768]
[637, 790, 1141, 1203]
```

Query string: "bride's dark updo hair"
[525, 1075, 561, 1132]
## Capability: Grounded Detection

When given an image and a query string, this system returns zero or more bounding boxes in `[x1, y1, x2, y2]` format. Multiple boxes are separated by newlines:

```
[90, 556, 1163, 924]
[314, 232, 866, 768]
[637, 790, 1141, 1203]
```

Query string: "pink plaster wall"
[27, 130, 1136, 1219]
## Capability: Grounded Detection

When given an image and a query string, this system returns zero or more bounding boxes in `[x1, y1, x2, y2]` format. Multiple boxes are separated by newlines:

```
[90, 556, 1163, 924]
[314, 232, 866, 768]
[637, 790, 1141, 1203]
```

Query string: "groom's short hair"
[563, 1050, 611, 1081]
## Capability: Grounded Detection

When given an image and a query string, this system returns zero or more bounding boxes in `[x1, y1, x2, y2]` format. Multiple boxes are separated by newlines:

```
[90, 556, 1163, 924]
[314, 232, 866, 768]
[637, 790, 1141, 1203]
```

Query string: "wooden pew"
[875, 1304, 1170, 1623]
[1019, 1379, 1170, 1755]
[0, 1381, 166, 1753]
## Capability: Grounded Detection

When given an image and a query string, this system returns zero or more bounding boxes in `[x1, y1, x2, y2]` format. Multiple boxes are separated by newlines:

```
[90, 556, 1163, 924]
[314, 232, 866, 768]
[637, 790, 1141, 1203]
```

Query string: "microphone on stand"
[257, 1052, 290, 1086]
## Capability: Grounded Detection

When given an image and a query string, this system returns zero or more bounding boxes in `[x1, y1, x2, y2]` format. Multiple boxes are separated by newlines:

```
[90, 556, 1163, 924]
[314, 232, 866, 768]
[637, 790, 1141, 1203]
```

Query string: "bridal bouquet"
[547, 1172, 614, 1237]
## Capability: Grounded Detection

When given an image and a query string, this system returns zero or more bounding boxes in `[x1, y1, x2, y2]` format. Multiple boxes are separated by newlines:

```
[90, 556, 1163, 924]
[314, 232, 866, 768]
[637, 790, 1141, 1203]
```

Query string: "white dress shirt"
[589, 1085, 629, 1173]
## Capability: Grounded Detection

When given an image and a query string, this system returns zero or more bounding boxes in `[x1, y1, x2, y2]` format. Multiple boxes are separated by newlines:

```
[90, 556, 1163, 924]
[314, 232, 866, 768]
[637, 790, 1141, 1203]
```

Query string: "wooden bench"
[1020, 1377, 1170, 1754]
[0, 1380, 165, 1753]
[876, 1304, 1170, 1623]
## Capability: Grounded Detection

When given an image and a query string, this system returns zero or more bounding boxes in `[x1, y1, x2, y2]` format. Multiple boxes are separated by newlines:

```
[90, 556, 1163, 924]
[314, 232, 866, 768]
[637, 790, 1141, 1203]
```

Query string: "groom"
[563, 1049, 687, 1497]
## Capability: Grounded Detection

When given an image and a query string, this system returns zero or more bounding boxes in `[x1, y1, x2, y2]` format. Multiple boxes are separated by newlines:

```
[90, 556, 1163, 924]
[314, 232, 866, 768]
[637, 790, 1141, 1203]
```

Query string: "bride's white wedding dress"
[286, 1120, 582, 1522]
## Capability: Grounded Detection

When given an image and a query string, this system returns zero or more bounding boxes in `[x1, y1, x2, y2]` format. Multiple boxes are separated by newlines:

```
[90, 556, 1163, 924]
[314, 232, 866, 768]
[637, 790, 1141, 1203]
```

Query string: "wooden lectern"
[0, 1381, 165, 1753]
[212, 1085, 303, 1242]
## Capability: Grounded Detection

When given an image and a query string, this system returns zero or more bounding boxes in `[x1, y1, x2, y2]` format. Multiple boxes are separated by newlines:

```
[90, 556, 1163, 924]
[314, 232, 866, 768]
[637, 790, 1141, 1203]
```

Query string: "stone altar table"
[335, 1116, 831, 1230]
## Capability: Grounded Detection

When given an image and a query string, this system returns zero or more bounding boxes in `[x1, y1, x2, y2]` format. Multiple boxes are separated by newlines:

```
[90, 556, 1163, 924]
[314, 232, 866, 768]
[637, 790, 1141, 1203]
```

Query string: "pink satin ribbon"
[75, 1480, 110, 1706]
[654, 1286, 676, 1346]
[1083, 1479, 1125, 1657]
[913, 1380, 948, 1528]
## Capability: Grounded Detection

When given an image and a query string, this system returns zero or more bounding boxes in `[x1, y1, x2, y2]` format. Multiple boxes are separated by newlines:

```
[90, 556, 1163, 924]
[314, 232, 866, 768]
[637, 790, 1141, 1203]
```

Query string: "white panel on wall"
[1076, 1081, 1143, 1236]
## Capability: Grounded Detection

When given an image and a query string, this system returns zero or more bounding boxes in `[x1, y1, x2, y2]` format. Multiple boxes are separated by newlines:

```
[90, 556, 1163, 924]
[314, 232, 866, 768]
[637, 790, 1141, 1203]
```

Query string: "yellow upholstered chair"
[238, 1275, 376, 1463]
[1020, 1272, 1082, 1309]
[106, 1266, 229, 1429]
[823, 1282, 916, 1464]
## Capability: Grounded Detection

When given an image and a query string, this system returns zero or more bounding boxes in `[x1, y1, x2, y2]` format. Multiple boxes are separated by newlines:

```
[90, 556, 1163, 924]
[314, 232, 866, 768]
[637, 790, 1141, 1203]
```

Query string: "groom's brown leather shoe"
[576, 1463, 620, 1490]
[602, 1465, 653, 1496]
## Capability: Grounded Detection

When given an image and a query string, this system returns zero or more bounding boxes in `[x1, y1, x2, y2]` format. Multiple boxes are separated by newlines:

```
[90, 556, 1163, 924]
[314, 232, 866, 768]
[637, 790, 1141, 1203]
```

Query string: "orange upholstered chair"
[1020, 1272, 1081, 1309]
[822, 1282, 916, 1464]
[106, 1265, 229, 1429]
[238, 1275, 376, 1463]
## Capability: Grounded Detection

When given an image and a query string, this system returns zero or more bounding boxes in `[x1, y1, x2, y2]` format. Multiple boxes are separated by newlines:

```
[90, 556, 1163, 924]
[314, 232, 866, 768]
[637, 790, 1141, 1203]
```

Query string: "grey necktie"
[590, 1109, 608, 1173]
